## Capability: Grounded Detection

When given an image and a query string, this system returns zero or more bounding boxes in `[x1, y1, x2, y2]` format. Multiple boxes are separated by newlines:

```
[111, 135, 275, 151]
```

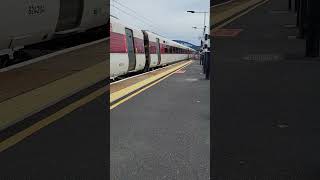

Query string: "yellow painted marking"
[110, 62, 192, 110]
[0, 61, 191, 152]
[214, 0, 269, 30]
[110, 76, 165, 110]
[212, 0, 267, 27]
[110, 61, 192, 104]
[0, 87, 106, 153]
[0, 61, 107, 131]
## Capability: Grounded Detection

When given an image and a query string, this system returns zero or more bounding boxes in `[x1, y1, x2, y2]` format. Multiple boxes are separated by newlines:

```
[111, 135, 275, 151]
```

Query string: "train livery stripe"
[110, 32, 127, 53]
[110, 31, 145, 54]
[110, 32, 192, 55]
[134, 37, 145, 54]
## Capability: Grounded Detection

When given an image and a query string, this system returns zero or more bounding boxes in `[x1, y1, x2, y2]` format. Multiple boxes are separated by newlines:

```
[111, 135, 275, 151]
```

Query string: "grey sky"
[111, 0, 210, 45]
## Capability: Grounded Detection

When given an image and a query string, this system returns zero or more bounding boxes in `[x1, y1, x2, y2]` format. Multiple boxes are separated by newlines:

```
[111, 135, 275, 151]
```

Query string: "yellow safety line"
[0, 61, 192, 152]
[110, 62, 192, 110]
[110, 60, 192, 103]
[110, 75, 167, 110]
[213, 0, 269, 30]
[0, 87, 105, 153]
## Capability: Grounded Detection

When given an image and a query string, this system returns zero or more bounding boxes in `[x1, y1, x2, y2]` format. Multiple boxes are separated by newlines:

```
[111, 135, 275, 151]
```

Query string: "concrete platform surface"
[212, 0, 320, 179]
[111, 62, 210, 180]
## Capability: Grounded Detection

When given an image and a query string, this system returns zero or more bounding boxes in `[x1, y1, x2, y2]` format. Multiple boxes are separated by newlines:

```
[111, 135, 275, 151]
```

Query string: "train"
[0, 0, 109, 66]
[110, 16, 196, 79]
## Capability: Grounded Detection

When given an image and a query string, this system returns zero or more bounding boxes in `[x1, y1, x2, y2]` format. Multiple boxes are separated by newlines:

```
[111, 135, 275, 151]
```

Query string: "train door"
[125, 28, 136, 71]
[142, 31, 150, 71]
[156, 38, 161, 65]
[55, 0, 84, 32]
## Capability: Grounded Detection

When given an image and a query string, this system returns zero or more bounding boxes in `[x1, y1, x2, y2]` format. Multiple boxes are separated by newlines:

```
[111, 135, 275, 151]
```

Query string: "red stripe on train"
[110, 31, 145, 54]
[110, 31, 192, 55]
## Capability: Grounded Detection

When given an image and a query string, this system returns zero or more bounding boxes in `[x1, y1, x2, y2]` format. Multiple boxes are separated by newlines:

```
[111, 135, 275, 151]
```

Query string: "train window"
[169, 46, 173, 54]
[165, 46, 168, 53]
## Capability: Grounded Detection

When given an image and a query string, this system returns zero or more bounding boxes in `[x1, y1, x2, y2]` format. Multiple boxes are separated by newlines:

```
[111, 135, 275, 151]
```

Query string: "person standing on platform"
[203, 34, 210, 80]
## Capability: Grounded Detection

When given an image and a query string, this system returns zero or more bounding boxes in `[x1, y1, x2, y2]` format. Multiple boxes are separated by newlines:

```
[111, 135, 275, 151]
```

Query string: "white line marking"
[0, 37, 109, 73]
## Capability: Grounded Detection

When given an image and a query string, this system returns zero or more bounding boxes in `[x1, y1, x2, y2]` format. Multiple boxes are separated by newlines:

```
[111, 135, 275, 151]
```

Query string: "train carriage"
[142, 31, 164, 70]
[0, 0, 108, 63]
[110, 16, 146, 78]
[110, 16, 196, 79]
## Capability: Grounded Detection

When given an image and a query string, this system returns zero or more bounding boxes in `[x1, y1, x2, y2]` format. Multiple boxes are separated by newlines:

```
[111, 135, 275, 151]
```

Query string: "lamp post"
[192, 26, 208, 31]
[187, 10, 209, 78]
[187, 11, 208, 38]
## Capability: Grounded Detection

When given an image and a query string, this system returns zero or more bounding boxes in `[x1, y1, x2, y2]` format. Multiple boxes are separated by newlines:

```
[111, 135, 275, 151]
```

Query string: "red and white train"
[0, 0, 108, 66]
[110, 16, 196, 79]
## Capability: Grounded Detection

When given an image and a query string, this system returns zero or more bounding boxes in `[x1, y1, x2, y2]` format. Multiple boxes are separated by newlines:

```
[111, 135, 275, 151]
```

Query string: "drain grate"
[242, 54, 284, 63]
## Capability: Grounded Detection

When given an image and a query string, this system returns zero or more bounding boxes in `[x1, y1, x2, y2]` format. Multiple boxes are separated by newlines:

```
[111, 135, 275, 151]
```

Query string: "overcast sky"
[110, 0, 210, 45]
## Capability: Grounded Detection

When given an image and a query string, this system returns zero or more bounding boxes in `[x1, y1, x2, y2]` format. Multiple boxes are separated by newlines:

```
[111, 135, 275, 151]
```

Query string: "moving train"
[0, 0, 109, 66]
[110, 16, 196, 79]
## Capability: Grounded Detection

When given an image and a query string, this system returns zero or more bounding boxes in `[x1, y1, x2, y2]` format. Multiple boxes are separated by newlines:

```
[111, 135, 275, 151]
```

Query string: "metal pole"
[203, 12, 206, 37]
[305, 0, 320, 57]
[306, 34, 320, 57]
[288, 0, 292, 11]
[296, 0, 300, 27]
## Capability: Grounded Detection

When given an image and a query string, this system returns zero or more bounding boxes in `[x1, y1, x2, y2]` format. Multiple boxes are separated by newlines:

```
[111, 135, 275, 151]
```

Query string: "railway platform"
[0, 39, 108, 178]
[212, 0, 320, 178]
[110, 60, 210, 179]
[0, 39, 108, 130]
